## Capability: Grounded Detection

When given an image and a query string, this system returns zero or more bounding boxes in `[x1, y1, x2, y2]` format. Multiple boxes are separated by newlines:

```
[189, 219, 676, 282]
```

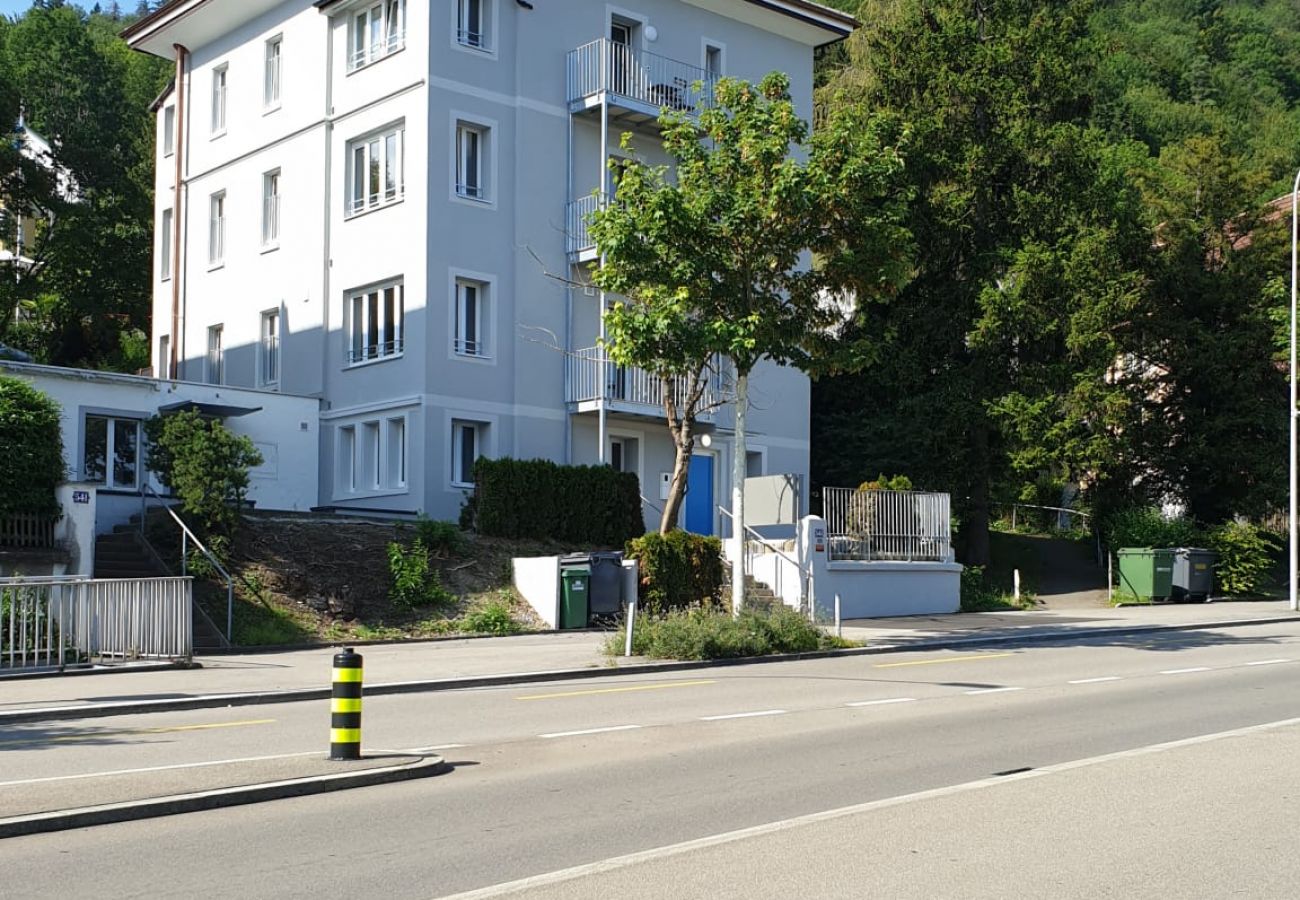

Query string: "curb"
[2, 615, 1296, 726]
[0, 753, 448, 840]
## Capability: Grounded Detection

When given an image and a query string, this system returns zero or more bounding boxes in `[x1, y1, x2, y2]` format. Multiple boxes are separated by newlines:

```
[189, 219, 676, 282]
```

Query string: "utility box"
[559, 565, 590, 629]
[1172, 548, 1216, 602]
[1117, 548, 1175, 601]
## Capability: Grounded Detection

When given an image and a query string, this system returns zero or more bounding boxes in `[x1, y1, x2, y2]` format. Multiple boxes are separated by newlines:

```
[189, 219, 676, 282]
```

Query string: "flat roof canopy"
[158, 400, 262, 418]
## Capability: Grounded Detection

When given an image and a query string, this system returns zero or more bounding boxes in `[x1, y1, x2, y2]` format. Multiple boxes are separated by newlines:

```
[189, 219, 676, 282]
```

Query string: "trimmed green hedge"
[625, 530, 724, 613]
[469, 457, 642, 546]
[0, 375, 64, 518]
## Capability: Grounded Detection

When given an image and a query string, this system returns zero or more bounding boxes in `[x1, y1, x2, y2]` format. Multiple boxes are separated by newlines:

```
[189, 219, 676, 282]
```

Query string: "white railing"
[1, 575, 192, 672]
[141, 483, 234, 644]
[567, 39, 716, 113]
[566, 346, 718, 412]
[719, 506, 809, 615]
[566, 193, 605, 257]
[349, 29, 405, 71]
[822, 488, 952, 562]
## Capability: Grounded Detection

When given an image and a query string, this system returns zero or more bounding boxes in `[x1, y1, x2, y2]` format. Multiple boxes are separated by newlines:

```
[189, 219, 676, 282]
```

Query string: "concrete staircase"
[93, 526, 228, 651]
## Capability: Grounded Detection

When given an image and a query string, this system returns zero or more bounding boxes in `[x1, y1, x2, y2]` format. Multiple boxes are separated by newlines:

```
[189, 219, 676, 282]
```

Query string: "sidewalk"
[2, 600, 1294, 723]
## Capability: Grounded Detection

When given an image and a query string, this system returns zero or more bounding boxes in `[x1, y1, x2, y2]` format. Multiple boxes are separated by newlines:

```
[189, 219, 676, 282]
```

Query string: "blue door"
[685, 454, 714, 534]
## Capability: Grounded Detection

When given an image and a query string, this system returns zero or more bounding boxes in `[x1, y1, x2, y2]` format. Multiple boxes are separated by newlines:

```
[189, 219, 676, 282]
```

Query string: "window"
[208, 192, 225, 266]
[347, 124, 404, 216]
[347, 279, 404, 364]
[158, 335, 170, 379]
[361, 421, 381, 490]
[211, 64, 227, 135]
[451, 420, 485, 487]
[262, 170, 280, 248]
[457, 0, 489, 50]
[206, 324, 224, 384]
[386, 417, 406, 488]
[609, 436, 639, 474]
[264, 37, 282, 109]
[455, 122, 488, 201]
[160, 208, 173, 280]
[704, 42, 724, 78]
[260, 309, 280, 386]
[350, 0, 405, 71]
[335, 415, 408, 495]
[84, 415, 142, 490]
[338, 426, 356, 493]
[453, 277, 489, 357]
[163, 105, 176, 156]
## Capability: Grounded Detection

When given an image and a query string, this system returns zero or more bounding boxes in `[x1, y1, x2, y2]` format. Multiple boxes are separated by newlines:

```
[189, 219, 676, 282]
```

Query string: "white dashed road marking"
[846, 698, 917, 708]
[1160, 667, 1212, 675]
[700, 710, 787, 721]
[964, 687, 1023, 696]
[540, 725, 642, 739]
[1245, 659, 1291, 667]
[1068, 677, 1123, 685]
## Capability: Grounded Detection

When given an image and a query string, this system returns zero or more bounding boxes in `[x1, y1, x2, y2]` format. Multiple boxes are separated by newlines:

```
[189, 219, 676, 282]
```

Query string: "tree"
[589, 72, 912, 610]
[0, 374, 64, 519]
[144, 411, 263, 536]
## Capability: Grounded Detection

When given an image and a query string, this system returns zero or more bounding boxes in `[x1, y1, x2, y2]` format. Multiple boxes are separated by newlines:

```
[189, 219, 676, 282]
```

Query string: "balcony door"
[610, 19, 638, 96]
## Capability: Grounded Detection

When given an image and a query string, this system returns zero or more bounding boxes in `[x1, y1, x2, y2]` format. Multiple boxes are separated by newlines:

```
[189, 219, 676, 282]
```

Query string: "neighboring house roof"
[126, 0, 856, 56]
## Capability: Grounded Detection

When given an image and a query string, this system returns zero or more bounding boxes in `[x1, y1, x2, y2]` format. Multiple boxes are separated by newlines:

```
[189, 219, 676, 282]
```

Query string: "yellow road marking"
[874, 652, 1014, 669]
[516, 680, 716, 701]
[0, 718, 275, 747]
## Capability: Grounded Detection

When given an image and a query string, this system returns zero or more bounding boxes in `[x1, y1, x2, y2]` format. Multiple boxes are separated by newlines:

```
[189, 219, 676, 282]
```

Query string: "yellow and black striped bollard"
[329, 647, 363, 760]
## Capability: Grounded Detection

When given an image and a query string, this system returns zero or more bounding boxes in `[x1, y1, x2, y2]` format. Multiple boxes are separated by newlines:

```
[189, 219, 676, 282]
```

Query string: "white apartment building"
[124, 0, 854, 532]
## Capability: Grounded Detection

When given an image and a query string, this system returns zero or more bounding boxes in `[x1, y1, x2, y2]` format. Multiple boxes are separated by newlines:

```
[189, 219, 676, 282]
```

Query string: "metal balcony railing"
[566, 346, 719, 413]
[566, 193, 605, 256]
[567, 38, 716, 114]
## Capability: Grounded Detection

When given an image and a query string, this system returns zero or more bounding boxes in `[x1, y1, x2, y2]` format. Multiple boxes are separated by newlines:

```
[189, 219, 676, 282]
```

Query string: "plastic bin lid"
[560, 552, 593, 565]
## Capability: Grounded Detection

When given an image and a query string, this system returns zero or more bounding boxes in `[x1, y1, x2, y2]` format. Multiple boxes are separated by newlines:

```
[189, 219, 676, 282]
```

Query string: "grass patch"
[605, 606, 854, 660]
[961, 565, 1036, 612]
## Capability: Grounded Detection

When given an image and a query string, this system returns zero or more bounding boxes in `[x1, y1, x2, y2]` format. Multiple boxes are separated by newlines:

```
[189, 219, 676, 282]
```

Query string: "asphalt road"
[3, 621, 1299, 898]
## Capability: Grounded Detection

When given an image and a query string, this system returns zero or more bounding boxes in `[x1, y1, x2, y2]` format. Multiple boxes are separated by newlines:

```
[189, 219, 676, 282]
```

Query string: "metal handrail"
[718, 506, 808, 614]
[141, 483, 235, 643]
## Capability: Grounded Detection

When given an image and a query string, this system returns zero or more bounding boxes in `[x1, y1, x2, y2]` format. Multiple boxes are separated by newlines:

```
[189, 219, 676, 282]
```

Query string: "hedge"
[0, 375, 64, 518]
[625, 530, 724, 613]
[469, 457, 643, 546]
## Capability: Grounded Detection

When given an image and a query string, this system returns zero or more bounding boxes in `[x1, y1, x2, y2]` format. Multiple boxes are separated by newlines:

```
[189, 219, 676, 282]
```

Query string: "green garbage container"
[560, 565, 590, 629]
[1117, 548, 1176, 601]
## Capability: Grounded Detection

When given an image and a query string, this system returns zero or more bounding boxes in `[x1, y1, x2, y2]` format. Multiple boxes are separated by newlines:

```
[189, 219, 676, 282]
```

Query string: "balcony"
[566, 346, 720, 420]
[567, 39, 716, 126]
[566, 193, 605, 261]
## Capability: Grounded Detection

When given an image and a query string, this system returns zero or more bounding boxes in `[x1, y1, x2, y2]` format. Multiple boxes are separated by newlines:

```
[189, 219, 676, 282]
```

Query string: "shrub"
[461, 598, 523, 635]
[144, 411, 262, 535]
[0, 375, 64, 518]
[469, 457, 642, 546]
[857, 473, 913, 492]
[960, 565, 1033, 612]
[387, 539, 454, 609]
[414, 517, 467, 557]
[625, 530, 724, 613]
[608, 606, 844, 660]
[1102, 506, 1200, 552]
[1207, 521, 1278, 596]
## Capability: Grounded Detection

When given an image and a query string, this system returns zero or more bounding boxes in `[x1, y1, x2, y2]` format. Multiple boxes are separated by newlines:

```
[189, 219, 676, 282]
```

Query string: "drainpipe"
[169, 44, 189, 380]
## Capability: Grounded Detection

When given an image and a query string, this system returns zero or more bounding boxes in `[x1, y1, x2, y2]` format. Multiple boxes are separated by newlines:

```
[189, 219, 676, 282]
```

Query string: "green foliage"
[470, 457, 642, 546]
[461, 598, 523, 636]
[608, 606, 846, 660]
[624, 530, 724, 613]
[144, 412, 262, 535]
[1102, 507, 1201, 551]
[1207, 521, 1279, 596]
[414, 517, 466, 558]
[386, 539, 454, 610]
[857, 474, 913, 492]
[960, 566, 1034, 613]
[0, 375, 64, 518]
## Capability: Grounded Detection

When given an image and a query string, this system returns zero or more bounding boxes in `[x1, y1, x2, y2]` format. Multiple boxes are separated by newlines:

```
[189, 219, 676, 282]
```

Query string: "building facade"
[124, 0, 853, 530]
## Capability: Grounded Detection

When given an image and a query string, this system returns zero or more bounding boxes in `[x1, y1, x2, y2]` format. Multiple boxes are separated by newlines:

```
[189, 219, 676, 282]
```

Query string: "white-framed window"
[386, 417, 406, 488]
[338, 425, 357, 493]
[264, 36, 282, 109]
[349, 0, 405, 71]
[206, 324, 224, 384]
[160, 208, 173, 280]
[451, 419, 486, 487]
[163, 104, 176, 156]
[211, 64, 228, 135]
[335, 414, 409, 495]
[260, 309, 280, 386]
[361, 421, 381, 490]
[262, 169, 280, 248]
[454, 121, 488, 201]
[208, 191, 225, 266]
[347, 279, 404, 365]
[347, 124, 404, 216]
[453, 277, 489, 357]
[158, 335, 170, 379]
[457, 0, 490, 51]
[83, 415, 142, 490]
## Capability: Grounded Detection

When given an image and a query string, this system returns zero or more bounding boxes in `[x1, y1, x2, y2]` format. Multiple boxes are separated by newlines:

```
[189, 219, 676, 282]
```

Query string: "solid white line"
[964, 687, 1022, 695]
[1068, 677, 1123, 685]
[846, 698, 917, 708]
[1245, 659, 1292, 667]
[1160, 667, 1212, 675]
[0, 751, 323, 788]
[539, 725, 641, 739]
[699, 710, 787, 721]
[406, 744, 466, 753]
[436, 715, 1300, 900]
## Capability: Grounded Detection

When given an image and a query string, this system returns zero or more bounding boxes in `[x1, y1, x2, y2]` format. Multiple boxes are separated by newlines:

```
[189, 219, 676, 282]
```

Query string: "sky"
[1, 1, 38, 18]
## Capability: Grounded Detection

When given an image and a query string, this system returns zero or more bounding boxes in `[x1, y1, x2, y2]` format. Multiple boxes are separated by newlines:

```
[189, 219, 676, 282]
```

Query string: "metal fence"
[821, 488, 952, 562]
[567, 38, 716, 112]
[1, 575, 192, 673]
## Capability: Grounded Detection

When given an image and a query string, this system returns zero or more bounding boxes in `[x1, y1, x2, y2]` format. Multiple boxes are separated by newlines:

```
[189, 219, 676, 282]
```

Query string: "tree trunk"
[660, 423, 693, 533]
[731, 371, 748, 616]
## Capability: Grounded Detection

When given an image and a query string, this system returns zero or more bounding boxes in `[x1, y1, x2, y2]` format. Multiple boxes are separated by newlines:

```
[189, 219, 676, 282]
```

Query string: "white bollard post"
[624, 597, 636, 658]
[1108, 552, 1113, 605]
[1013, 569, 1020, 604]
[834, 593, 841, 638]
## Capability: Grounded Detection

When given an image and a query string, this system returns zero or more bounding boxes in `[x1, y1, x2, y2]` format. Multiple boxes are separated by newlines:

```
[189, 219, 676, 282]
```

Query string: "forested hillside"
[812, 0, 1300, 562]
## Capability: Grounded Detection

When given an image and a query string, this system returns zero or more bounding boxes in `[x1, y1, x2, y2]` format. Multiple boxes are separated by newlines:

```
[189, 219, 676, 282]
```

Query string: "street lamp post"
[1290, 168, 1299, 613]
